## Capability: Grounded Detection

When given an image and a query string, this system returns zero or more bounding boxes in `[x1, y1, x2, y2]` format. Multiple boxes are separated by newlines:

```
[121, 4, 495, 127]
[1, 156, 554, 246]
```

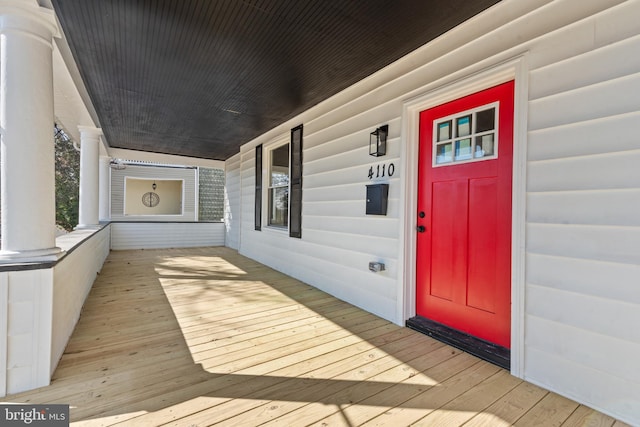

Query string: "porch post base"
[0, 247, 63, 264]
[74, 224, 101, 231]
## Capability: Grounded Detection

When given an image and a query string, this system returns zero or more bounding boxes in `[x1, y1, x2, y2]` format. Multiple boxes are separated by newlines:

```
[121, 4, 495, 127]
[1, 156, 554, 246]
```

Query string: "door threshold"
[406, 316, 510, 370]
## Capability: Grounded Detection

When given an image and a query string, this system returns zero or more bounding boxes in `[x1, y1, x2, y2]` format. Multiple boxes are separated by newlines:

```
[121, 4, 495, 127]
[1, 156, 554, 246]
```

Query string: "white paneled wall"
[224, 153, 241, 250]
[0, 268, 53, 396]
[52, 226, 110, 374]
[110, 222, 225, 250]
[0, 226, 112, 397]
[522, 2, 640, 422]
[238, 128, 401, 321]
[226, 0, 640, 423]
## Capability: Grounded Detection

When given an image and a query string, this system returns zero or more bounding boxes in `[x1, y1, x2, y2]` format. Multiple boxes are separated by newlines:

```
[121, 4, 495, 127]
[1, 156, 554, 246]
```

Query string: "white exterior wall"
[110, 164, 197, 221]
[522, 2, 640, 421]
[0, 268, 53, 396]
[0, 226, 111, 397]
[110, 222, 225, 250]
[229, 0, 640, 423]
[224, 153, 242, 250]
[110, 162, 226, 250]
[52, 226, 110, 373]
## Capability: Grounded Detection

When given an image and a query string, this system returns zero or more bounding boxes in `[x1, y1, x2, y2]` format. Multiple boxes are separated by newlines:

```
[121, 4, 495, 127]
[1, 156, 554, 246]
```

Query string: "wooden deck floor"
[3, 247, 627, 426]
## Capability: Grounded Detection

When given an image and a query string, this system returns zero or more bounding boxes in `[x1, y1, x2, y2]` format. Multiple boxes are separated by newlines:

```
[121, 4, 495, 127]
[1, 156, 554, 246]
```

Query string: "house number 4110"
[368, 163, 395, 179]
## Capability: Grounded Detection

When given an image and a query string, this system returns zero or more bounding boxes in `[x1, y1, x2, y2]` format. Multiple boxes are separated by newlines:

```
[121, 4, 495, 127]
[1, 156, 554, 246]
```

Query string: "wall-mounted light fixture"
[369, 125, 388, 157]
[109, 159, 126, 170]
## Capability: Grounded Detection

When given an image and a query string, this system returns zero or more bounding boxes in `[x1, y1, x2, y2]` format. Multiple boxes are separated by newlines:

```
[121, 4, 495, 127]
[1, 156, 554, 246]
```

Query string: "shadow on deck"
[3, 247, 622, 426]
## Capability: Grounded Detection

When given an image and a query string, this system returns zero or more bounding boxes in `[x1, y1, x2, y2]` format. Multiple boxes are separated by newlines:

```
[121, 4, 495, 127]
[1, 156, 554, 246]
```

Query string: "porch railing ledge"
[109, 220, 223, 224]
[0, 220, 225, 272]
[0, 223, 111, 273]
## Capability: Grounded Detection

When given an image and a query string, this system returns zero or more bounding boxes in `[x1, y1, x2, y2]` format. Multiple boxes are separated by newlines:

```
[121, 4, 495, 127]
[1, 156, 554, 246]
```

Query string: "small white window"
[267, 143, 290, 228]
[433, 102, 498, 166]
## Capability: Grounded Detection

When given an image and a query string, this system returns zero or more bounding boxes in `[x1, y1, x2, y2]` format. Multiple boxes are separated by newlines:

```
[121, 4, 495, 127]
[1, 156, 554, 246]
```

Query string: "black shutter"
[289, 125, 303, 238]
[255, 145, 262, 231]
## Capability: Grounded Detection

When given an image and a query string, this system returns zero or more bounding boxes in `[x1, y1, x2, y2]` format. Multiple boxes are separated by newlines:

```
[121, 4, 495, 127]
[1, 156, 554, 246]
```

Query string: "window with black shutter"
[257, 125, 303, 237]
[255, 144, 262, 230]
[289, 125, 303, 238]
[267, 144, 289, 228]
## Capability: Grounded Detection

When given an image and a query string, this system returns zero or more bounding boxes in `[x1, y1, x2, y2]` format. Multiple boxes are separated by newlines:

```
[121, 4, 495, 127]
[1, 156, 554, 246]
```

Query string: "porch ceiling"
[52, 0, 500, 161]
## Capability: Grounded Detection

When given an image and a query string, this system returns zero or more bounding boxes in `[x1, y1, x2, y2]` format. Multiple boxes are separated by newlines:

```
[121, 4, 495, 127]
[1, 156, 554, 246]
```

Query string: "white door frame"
[398, 55, 529, 377]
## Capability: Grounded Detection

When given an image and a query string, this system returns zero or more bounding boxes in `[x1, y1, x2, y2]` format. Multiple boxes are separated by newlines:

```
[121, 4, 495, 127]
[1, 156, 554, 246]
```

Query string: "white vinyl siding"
[225, 1, 640, 423]
[238, 120, 402, 322]
[522, 3, 640, 420]
[0, 269, 53, 395]
[224, 153, 242, 250]
[110, 222, 225, 250]
[52, 226, 110, 373]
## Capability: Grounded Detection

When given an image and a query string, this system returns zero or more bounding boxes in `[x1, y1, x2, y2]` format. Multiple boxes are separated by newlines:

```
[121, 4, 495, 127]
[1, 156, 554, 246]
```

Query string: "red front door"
[416, 81, 514, 348]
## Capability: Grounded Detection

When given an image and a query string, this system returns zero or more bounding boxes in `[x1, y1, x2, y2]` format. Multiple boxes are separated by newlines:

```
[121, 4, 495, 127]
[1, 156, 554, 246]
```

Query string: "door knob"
[416, 225, 426, 233]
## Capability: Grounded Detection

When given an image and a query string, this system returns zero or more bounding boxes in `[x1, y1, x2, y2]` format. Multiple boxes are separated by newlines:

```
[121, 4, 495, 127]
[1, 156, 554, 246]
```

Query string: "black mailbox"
[366, 184, 389, 215]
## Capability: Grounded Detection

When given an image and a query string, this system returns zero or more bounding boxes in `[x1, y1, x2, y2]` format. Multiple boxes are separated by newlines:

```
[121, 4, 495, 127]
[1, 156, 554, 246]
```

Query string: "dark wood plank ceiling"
[52, 0, 500, 161]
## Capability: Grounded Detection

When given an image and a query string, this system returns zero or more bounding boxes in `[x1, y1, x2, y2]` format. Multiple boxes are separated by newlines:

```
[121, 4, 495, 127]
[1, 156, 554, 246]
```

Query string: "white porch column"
[0, 1, 61, 262]
[76, 126, 102, 229]
[99, 156, 111, 221]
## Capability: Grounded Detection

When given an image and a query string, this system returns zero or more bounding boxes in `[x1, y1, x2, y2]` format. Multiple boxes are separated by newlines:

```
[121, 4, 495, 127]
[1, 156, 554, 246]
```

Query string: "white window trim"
[262, 138, 291, 233]
[432, 101, 500, 167]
